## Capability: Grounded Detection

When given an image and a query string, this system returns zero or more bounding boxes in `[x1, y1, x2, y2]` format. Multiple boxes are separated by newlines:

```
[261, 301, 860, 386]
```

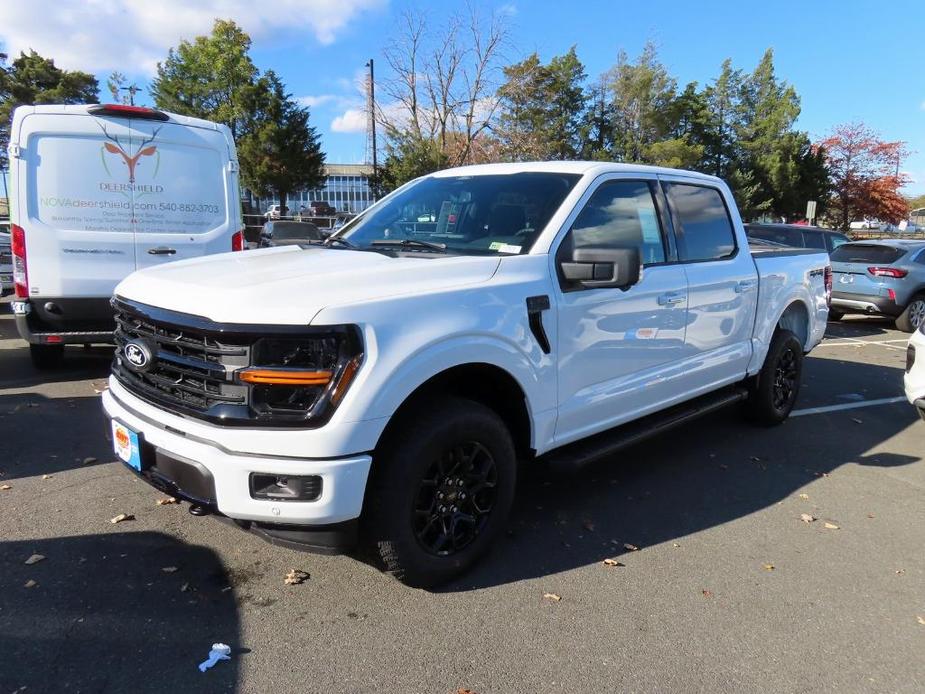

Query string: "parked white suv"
[7, 103, 244, 368]
[102, 162, 831, 586]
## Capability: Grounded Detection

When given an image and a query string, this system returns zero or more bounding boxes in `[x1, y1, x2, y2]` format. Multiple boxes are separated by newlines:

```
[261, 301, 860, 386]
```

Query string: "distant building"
[245, 163, 375, 216]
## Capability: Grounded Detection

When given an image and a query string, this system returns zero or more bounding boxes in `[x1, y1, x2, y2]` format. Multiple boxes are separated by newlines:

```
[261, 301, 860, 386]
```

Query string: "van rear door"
[17, 112, 137, 298]
[130, 119, 235, 269]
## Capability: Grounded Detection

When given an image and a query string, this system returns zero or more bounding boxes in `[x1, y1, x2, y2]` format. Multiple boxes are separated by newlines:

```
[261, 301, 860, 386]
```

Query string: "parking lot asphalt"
[1, 298, 924, 694]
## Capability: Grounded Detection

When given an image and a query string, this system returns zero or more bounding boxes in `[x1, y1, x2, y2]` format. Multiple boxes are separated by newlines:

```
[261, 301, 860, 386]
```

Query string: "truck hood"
[115, 246, 501, 325]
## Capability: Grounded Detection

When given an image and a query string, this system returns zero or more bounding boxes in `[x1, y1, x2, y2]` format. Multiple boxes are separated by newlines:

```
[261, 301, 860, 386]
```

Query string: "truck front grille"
[112, 300, 251, 419]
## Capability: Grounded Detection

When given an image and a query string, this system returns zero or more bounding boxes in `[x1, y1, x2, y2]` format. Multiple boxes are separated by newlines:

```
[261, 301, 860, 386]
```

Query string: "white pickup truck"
[102, 162, 831, 587]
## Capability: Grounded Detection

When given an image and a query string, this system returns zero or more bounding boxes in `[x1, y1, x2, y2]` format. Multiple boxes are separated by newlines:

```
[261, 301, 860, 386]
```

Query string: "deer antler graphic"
[99, 123, 162, 184]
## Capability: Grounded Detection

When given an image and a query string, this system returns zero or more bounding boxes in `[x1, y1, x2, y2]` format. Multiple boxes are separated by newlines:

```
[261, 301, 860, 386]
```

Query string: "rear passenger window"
[801, 231, 826, 249]
[665, 183, 736, 261]
[567, 180, 666, 265]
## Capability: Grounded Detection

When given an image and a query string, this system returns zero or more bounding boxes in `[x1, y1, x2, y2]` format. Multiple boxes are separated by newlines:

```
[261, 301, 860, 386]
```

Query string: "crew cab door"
[661, 180, 757, 392]
[553, 177, 689, 445]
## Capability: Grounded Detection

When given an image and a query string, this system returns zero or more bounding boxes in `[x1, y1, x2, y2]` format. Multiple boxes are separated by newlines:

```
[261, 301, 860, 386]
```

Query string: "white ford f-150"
[102, 162, 831, 587]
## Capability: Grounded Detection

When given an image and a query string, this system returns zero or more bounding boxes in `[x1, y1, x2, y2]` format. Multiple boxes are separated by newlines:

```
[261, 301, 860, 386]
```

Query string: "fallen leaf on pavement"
[623, 543, 639, 551]
[24, 579, 37, 588]
[917, 616, 925, 626]
[457, 689, 478, 694]
[799, 493, 809, 500]
[109, 513, 134, 524]
[161, 566, 178, 573]
[542, 592, 561, 602]
[824, 522, 840, 530]
[42, 474, 53, 480]
[749, 456, 761, 462]
[672, 542, 681, 547]
[156, 497, 178, 506]
[800, 513, 816, 523]
[851, 418, 863, 424]
[602, 558, 624, 567]
[762, 563, 775, 571]
[284, 569, 310, 585]
[867, 513, 875, 519]
[180, 582, 190, 592]
[24, 554, 45, 565]
[702, 589, 713, 598]
[82, 457, 97, 465]
[582, 519, 596, 532]
[0, 484, 11, 490]
[895, 569, 905, 575]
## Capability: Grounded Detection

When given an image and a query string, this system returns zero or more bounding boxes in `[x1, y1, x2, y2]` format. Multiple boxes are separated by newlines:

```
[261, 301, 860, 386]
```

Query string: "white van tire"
[30, 344, 64, 370]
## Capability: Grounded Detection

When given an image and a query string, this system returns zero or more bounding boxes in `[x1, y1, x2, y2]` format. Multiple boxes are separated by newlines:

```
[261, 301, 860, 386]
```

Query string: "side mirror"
[560, 246, 641, 289]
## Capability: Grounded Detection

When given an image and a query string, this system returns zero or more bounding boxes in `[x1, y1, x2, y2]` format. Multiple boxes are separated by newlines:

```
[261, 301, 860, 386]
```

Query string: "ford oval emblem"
[123, 340, 154, 372]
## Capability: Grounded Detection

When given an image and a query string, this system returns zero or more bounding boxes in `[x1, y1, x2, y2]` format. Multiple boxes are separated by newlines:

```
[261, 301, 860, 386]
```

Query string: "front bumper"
[102, 385, 373, 546]
[830, 291, 901, 317]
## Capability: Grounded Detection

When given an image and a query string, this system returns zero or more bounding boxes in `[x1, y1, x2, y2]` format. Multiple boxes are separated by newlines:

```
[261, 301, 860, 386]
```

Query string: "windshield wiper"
[323, 235, 357, 249]
[370, 238, 447, 252]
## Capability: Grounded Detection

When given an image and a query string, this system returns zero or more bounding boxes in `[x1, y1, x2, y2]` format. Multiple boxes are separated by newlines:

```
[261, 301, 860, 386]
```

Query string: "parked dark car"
[258, 221, 323, 248]
[745, 224, 850, 255]
[302, 201, 336, 217]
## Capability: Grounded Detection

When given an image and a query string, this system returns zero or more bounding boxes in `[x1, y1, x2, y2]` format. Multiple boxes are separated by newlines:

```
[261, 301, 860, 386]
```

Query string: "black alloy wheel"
[412, 441, 498, 556]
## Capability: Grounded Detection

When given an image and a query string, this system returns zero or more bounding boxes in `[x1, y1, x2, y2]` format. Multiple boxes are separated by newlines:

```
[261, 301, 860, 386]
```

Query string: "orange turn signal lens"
[331, 356, 362, 405]
[239, 369, 332, 386]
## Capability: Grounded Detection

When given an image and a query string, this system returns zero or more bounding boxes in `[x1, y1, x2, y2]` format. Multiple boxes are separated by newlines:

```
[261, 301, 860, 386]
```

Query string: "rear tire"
[827, 309, 844, 322]
[29, 344, 64, 370]
[363, 397, 516, 588]
[895, 294, 925, 333]
[745, 329, 803, 426]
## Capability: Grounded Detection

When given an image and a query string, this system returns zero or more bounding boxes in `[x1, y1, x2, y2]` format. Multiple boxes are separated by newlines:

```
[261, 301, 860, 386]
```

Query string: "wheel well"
[777, 301, 809, 348]
[376, 363, 533, 460]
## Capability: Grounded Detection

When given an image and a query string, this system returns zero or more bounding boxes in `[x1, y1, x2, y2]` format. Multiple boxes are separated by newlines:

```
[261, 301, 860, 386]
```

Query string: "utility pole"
[365, 59, 377, 200]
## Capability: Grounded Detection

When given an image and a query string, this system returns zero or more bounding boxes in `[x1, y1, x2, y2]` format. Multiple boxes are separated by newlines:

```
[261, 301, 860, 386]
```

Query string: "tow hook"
[188, 504, 210, 517]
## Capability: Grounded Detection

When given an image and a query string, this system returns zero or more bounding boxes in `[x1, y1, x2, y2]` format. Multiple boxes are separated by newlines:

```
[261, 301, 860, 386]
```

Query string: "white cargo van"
[8, 103, 244, 368]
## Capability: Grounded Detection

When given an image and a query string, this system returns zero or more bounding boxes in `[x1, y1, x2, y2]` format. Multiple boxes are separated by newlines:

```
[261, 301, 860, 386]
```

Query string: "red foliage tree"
[818, 122, 910, 230]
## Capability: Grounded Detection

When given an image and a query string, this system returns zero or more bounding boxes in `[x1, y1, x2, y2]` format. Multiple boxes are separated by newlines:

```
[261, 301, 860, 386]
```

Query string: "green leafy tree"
[150, 19, 259, 140]
[378, 132, 449, 192]
[0, 50, 98, 168]
[235, 72, 325, 212]
[496, 47, 586, 160]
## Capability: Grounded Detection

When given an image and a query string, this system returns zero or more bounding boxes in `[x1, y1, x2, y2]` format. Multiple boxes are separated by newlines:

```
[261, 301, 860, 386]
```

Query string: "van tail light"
[11, 224, 28, 298]
[87, 104, 170, 121]
[231, 230, 245, 252]
[868, 266, 907, 278]
[823, 265, 832, 306]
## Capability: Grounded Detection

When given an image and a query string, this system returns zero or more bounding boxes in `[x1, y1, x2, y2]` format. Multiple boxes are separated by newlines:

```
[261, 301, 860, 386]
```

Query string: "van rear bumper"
[12, 297, 115, 344]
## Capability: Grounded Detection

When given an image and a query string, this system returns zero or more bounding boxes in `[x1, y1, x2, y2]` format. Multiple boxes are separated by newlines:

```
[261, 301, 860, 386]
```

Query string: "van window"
[665, 183, 736, 261]
[566, 180, 666, 265]
[29, 127, 226, 235]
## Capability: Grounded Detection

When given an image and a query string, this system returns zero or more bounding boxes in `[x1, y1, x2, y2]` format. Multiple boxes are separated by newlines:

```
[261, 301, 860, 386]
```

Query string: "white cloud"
[498, 3, 518, 16]
[0, 0, 386, 74]
[296, 94, 336, 108]
[331, 108, 367, 133]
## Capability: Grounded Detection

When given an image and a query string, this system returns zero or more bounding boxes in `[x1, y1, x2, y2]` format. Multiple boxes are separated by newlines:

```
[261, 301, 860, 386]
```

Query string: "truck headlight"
[238, 327, 363, 423]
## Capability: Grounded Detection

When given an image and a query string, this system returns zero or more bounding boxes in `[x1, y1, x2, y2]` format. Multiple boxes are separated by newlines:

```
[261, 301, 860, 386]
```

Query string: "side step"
[542, 387, 748, 471]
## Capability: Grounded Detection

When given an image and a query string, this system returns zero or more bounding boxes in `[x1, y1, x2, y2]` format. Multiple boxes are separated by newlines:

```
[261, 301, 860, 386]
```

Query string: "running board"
[542, 387, 748, 471]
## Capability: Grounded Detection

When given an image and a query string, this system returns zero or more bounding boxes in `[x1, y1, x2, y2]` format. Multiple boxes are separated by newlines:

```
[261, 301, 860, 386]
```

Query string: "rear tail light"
[231, 230, 244, 252]
[11, 223, 28, 298]
[868, 266, 907, 278]
[823, 265, 832, 306]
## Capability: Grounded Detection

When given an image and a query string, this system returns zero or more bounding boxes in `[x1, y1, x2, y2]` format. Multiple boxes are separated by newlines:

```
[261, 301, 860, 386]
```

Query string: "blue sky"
[2, 0, 923, 193]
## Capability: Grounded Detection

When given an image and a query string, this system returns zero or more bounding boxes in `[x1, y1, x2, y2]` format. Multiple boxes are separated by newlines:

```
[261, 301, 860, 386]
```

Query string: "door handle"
[657, 292, 685, 306]
[735, 280, 758, 293]
[147, 247, 177, 256]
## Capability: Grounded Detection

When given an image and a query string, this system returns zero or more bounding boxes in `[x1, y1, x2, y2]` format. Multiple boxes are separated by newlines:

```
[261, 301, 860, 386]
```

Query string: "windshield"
[271, 222, 320, 240]
[830, 244, 906, 264]
[336, 172, 581, 255]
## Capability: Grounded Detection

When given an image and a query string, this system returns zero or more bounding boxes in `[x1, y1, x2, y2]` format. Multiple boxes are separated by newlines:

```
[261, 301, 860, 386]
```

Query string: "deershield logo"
[98, 123, 162, 184]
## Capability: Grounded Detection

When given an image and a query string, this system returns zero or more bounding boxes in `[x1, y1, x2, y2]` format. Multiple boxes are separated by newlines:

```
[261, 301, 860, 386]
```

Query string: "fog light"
[249, 473, 322, 501]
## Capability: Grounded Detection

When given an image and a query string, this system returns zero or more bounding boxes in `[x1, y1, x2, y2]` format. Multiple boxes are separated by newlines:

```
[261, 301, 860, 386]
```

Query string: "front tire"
[363, 397, 516, 588]
[827, 309, 845, 322]
[895, 294, 925, 333]
[29, 344, 64, 370]
[745, 329, 803, 426]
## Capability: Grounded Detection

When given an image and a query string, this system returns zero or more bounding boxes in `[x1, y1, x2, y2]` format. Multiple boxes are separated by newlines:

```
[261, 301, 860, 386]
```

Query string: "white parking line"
[818, 336, 908, 350]
[791, 396, 908, 417]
